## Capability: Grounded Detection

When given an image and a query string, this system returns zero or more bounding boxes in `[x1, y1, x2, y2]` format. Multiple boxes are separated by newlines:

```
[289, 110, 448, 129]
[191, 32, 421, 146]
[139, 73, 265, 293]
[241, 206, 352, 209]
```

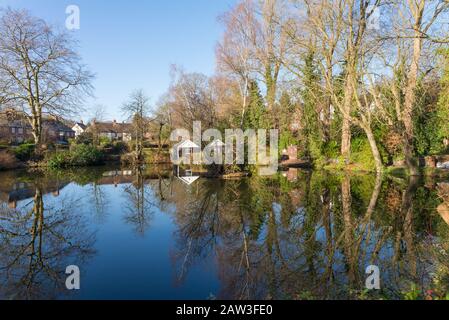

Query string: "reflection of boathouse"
[173, 166, 200, 186]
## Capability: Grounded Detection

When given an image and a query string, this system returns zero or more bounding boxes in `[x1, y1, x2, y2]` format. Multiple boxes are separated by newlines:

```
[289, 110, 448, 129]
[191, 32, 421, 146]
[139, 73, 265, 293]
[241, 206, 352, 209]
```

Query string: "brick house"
[87, 120, 133, 142]
[42, 118, 76, 143]
[0, 109, 32, 144]
[0, 109, 75, 144]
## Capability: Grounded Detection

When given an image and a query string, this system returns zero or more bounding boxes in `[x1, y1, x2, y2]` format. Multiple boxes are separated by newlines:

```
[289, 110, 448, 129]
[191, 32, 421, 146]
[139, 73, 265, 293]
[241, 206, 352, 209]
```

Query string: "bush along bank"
[47, 144, 104, 169]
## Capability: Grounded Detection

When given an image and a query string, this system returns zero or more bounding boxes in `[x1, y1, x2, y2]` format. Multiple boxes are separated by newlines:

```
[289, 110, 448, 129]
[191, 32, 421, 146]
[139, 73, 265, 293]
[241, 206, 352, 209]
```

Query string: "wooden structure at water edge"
[279, 145, 312, 169]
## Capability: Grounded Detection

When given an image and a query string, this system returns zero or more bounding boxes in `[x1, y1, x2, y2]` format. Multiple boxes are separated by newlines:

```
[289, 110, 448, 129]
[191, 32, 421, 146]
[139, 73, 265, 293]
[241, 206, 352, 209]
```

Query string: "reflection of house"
[88, 120, 132, 142]
[98, 170, 135, 187]
[72, 121, 87, 137]
[0, 180, 69, 209]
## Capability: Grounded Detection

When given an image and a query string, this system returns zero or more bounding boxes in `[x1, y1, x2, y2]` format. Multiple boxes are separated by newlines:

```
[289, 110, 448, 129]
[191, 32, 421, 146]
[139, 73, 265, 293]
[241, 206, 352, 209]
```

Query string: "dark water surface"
[0, 166, 448, 300]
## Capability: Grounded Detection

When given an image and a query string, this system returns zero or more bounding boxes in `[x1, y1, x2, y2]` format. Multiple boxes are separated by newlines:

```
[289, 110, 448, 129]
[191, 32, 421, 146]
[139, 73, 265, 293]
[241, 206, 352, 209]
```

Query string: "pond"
[0, 166, 448, 300]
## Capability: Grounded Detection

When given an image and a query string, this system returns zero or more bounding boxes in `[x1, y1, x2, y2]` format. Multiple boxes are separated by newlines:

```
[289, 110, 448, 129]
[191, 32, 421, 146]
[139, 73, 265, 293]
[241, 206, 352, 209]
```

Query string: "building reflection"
[0, 177, 69, 209]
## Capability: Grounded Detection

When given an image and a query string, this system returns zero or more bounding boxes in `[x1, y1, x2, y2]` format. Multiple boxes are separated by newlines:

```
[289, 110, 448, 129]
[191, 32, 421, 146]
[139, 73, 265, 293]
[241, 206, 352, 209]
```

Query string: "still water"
[0, 166, 448, 300]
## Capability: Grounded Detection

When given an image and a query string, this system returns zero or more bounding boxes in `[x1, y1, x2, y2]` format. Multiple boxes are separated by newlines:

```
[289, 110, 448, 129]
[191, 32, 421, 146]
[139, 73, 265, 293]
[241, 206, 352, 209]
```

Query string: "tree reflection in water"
[0, 180, 96, 300]
[168, 171, 449, 300]
[0, 167, 448, 300]
[121, 167, 173, 235]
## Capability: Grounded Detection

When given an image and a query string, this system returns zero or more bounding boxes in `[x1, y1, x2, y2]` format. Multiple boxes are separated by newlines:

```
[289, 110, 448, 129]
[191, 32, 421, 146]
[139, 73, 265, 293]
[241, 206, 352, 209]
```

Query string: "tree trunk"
[364, 125, 383, 174]
[402, 4, 424, 176]
[341, 175, 355, 284]
[265, 70, 276, 111]
[158, 123, 163, 152]
[322, 97, 331, 144]
[341, 115, 351, 164]
[30, 113, 42, 146]
[401, 175, 419, 276]
[341, 72, 355, 164]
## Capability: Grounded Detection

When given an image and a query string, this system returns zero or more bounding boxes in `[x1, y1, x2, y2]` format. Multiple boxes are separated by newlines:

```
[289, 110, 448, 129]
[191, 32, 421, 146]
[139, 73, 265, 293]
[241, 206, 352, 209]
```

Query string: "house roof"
[0, 119, 31, 128]
[74, 122, 87, 130]
[43, 119, 75, 133]
[89, 121, 132, 134]
[0, 109, 75, 132]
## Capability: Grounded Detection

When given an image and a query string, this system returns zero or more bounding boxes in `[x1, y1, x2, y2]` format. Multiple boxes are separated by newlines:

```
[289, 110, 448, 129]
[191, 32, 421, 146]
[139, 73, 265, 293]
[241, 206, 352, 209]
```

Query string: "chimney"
[113, 119, 117, 125]
[80, 120, 84, 124]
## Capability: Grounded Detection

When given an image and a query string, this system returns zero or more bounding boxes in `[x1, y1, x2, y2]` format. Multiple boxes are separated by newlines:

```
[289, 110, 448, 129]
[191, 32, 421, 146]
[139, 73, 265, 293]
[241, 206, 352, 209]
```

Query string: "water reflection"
[0, 167, 448, 300]
[0, 174, 96, 299]
[168, 172, 449, 299]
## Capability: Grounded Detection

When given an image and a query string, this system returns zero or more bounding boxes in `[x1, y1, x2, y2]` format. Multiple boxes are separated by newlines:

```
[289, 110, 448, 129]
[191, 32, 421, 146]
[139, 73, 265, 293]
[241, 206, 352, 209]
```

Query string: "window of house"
[10, 127, 16, 134]
[18, 128, 23, 134]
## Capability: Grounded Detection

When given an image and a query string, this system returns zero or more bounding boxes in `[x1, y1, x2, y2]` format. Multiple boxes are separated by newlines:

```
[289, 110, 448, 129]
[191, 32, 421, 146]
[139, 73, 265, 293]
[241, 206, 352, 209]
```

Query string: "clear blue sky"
[0, 0, 237, 121]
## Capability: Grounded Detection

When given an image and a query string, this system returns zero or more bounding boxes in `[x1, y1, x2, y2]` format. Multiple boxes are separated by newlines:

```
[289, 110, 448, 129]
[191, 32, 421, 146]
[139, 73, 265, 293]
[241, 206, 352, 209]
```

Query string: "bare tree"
[0, 8, 93, 147]
[122, 89, 151, 163]
[290, 0, 384, 171]
[165, 66, 216, 131]
[358, 0, 449, 174]
[86, 104, 108, 146]
[390, 0, 449, 175]
[89, 104, 108, 123]
[217, 2, 256, 128]
[152, 98, 172, 152]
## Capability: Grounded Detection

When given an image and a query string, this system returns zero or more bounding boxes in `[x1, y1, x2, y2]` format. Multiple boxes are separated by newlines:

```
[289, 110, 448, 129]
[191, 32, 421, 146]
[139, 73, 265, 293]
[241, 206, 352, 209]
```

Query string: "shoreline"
[2, 161, 449, 181]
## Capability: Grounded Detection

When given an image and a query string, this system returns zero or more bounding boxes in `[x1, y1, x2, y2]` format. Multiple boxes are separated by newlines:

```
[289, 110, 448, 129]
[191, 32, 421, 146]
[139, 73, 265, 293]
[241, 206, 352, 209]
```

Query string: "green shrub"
[47, 145, 103, 169]
[75, 132, 94, 145]
[70, 144, 103, 166]
[323, 140, 340, 159]
[47, 151, 72, 169]
[99, 136, 112, 146]
[14, 143, 35, 161]
[112, 141, 129, 154]
[350, 137, 376, 171]
[279, 131, 296, 152]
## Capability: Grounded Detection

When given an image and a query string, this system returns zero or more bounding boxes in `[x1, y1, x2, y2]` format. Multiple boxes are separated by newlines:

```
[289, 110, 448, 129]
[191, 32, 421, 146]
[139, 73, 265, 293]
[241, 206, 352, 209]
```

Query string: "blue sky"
[0, 0, 237, 121]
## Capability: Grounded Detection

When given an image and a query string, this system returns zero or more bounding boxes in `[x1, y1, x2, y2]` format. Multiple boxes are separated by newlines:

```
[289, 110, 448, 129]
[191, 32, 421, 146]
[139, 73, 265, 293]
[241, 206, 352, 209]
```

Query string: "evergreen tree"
[437, 49, 449, 153]
[301, 50, 323, 161]
[244, 81, 268, 129]
[278, 91, 297, 150]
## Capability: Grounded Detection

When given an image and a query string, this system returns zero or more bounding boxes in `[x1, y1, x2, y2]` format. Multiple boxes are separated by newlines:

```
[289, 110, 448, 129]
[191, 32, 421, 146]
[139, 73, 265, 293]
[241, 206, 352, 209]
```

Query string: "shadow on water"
[0, 166, 448, 300]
